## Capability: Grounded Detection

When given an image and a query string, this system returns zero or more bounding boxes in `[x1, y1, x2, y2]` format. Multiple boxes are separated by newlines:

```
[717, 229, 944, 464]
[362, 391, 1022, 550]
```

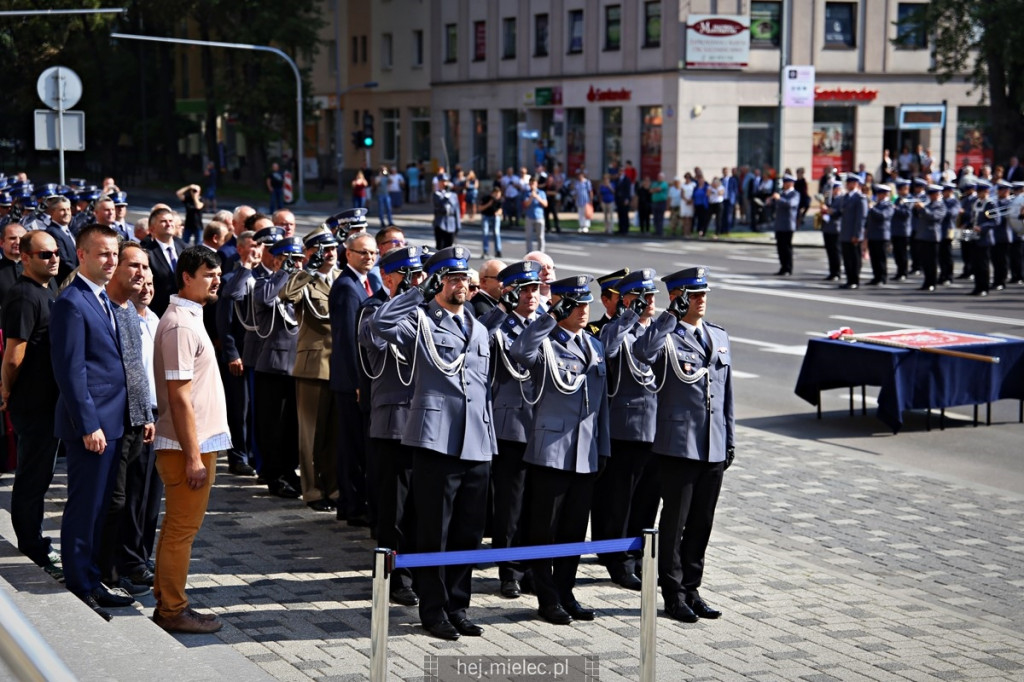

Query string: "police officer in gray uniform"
[769, 173, 800, 276]
[865, 184, 894, 285]
[912, 184, 948, 291]
[357, 245, 426, 608]
[510, 275, 614, 626]
[939, 183, 962, 285]
[831, 174, 867, 289]
[991, 180, 1016, 290]
[969, 181, 996, 296]
[593, 269, 660, 591]
[477, 260, 544, 600]
[818, 181, 843, 281]
[890, 179, 914, 281]
[633, 266, 734, 624]
[372, 245, 499, 641]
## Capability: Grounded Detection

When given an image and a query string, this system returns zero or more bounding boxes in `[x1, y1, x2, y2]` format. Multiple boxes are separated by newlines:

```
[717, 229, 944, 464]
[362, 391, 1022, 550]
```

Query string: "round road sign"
[37, 66, 83, 111]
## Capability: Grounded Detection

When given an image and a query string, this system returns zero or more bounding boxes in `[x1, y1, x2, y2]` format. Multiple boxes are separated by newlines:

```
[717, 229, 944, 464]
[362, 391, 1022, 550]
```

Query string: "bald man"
[471, 259, 506, 317]
[524, 251, 556, 308]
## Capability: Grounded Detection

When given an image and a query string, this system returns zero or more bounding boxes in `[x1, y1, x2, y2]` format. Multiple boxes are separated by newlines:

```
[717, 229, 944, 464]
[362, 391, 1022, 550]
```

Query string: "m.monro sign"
[685, 14, 751, 69]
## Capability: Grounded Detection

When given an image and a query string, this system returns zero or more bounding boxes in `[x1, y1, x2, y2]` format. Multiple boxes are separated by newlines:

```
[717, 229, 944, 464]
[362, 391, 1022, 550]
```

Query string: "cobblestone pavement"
[7, 423, 1023, 681]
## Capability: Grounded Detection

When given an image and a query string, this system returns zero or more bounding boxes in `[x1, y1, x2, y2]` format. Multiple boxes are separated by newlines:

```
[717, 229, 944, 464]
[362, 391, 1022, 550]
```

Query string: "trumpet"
[983, 203, 1022, 219]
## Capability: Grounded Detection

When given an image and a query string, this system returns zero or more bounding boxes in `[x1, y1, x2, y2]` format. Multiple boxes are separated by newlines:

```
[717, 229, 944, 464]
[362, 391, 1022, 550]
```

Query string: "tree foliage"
[899, 0, 1024, 160]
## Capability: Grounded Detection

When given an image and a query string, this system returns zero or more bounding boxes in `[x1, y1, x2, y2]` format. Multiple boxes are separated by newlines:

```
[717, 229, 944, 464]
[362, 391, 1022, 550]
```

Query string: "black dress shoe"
[564, 600, 595, 621]
[110, 576, 150, 596]
[423, 620, 460, 640]
[839, 283, 858, 290]
[451, 617, 484, 636]
[968, 290, 988, 297]
[269, 479, 301, 499]
[307, 499, 336, 512]
[687, 595, 722, 619]
[612, 573, 642, 591]
[127, 568, 155, 587]
[537, 604, 573, 625]
[228, 461, 257, 476]
[500, 579, 522, 599]
[823, 275, 840, 282]
[347, 513, 371, 528]
[390, 586, 420, 606]
[919, 285, 935, 292]
[80, 594, 112, 621]
[664, 601, 698, 623]
[91, 585, 135, 607]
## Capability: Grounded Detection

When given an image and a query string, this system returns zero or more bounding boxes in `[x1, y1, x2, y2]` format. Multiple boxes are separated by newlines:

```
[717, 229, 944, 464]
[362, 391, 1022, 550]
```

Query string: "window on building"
[738, 107, 779, 173]
[502, 17, 517, 59]
[445, 23, 458, 63]
[605, 5, 621, 51]
[640, 106, 663, 179]
[411, 107, 430, 162]
[643, 2, 661, 48]
[535, 13, 549, 57]
[474, 21, 486, 61]
[352, 36, 359, 63]
[413, 30, 424, 66]
[360, 35, 367, 63]
[895, 3, 927, 49]
[824, 2, 856, 48]
[472, 110, 488, 176]
[601, 107, 623, 172]
[568, 9, 584, 54]
[812, 107, 855, 180]
[750, 1, 781, 48]
[381, 33, 393, 69]
[382, 108, 399, 163]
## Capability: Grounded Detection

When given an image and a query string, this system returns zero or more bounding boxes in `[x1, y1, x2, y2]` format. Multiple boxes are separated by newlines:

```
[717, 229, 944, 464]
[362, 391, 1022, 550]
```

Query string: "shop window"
[738, 107, 779, 174]
[895, 3, 927, 49]
[643, 2, 661, 48]
[824, 2, 856, 48]
[568, 9, 584, 54]
[411, 107, 431, 163]
[605, 5, 621, 51]
[502, 109, 519, 170]
[474, 21, 486, 62]
[535, 13, 549, 57]
[640, 106, 663, 180]
[566, 109, 586, 175]
[955, 106, 993, 171]
[602, 107, 623, 173]
[812, 107, 855, 181]
[751, 1, 781, 48]
[503, 17, 517, 59]
[445, 23, 458, 63]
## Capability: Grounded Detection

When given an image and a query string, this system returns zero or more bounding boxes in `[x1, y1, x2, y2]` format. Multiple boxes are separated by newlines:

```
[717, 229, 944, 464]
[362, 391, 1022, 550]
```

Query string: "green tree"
[898, 0, 1024, 161]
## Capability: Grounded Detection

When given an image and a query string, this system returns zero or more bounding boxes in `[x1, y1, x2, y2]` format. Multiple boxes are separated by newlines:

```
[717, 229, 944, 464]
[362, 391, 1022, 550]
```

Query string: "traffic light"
[362, 112, 375, 148]
[352, 131, 364, 150]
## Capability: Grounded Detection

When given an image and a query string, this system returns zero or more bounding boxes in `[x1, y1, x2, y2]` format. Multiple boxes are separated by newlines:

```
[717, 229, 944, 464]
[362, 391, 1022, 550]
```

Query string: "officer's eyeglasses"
[31, 250, 59, 260]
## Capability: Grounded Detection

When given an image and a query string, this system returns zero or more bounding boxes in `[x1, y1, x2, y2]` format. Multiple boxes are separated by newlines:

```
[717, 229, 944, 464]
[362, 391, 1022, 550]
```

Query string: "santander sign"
[690, 18, 747, 36]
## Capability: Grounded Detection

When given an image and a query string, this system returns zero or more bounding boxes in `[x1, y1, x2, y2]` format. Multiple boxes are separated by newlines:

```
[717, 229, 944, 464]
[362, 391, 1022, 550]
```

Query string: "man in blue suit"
[50, 224, 133, 620]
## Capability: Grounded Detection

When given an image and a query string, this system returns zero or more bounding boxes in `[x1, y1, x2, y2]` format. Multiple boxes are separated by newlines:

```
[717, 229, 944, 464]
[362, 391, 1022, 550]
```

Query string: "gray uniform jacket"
[220, 263, 271, 368]
[510, 315, 611, 474]
[253, 268, 299, 374]
[891, 197, 913, 237]
[480, 306, 537, 444]
[358, 292, 415, 441]
[632, 311, 734, 462]
[372, 288, 498, 461]
[599, 310, 657, 443]
[772, 189, 800, 233]
[833, 191, 867, 241]
[865, 201, 894, 241]
[941, 197, 962, 240]
[912, 200, 948, 243]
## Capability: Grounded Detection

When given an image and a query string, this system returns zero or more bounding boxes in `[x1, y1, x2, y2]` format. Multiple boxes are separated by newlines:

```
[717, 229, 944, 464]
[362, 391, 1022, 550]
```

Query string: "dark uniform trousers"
[775, 232, 794, 274]
[992, 243, 1010, 287]
[823, 233, 842, 278]
[592, 440, 658, 579]
[374, 437, 416, 591]
[939, 237, 955, 283]
[919, 241, 939, 288]
[867, 240, 889, 284]
[219, 358, 251, 468]
[335, 391, 368, 518]
[658, 457, 724, 604]
[8, 410, 59, 566]
[492, 439, 530, 582]
[413, 448, 490, 627]
[892, 236, 910, 278]
[841, 241, 862, 285]
[960, 239, 975, 279]
[971, 244, 992, 294]
[1010, 235, 1023, 282]
[254, 371, 300, 487]
[525, 465, 597, 610]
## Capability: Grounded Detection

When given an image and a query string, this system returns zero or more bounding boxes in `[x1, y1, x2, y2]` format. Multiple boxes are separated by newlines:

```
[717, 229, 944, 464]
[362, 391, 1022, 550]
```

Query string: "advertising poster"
[685, 15, 751, 69]
[812, 122, 854, 180]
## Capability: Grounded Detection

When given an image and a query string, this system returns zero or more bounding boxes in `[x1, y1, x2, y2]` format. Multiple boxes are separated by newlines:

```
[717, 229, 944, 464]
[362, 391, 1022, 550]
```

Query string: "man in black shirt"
[1, 230, 61, 580]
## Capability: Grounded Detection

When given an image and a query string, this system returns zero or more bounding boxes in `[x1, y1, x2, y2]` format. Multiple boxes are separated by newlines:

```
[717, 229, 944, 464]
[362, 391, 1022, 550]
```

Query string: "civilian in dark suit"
[142, 207, 188, 316]
[50, 225, 132, 620]
[43, 196, 79, 282]
[329, 232, 376, 524]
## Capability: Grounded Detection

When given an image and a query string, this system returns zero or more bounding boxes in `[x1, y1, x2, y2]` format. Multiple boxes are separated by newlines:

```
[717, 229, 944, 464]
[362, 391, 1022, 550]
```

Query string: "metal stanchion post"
[369, 548, 394, 682]
[639, 528, 658, 682]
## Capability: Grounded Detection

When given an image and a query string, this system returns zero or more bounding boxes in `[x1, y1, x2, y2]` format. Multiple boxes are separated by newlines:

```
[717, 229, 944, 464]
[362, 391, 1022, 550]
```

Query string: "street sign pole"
[56, 68, 65, 184]
[37, 65, 84, 185]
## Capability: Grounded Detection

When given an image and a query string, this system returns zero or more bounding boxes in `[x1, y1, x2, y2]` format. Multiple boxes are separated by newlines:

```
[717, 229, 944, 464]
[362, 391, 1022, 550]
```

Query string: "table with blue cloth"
[794, 334, 1024, 433]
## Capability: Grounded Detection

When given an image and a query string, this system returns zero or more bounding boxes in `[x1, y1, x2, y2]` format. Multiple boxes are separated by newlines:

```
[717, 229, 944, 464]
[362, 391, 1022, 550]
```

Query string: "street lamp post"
[111, 32, 310, 205]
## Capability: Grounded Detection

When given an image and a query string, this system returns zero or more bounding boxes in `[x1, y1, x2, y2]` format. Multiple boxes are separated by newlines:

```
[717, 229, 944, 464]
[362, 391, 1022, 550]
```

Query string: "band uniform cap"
[911, 177, 928, 187]
[975, 179, 992, 190]
[550, 274, 595, 303]
[380, 245, 423, 275]
[0, 192, 11, 206]
[325, 207, 369, 232]
[269, 235, 304, 256]
[302, 225, 339, 250]
[497, 260, 542, 287]
[76, 185, 102, 202]
[68, 178, 87, 188]
[995, 179, 1013, 190]
[782, 174, 796, 183]
[926, 184, 943, 194]
[663, 266, 711, 293]
[254, 226, 285, 244]
[424, 245, 472, 277]
[962, 182, 977, 190]
[34, 183, 60, 200]
[110, 191, 128, 206]
[843, 173, 861, 183]
[596, 268, 630, 292]
[1012, 181, 1024, 190]
[618, 268, 659, 295]
[941, 183, 957, 191]
[894, 178, 911, 187]
[872, 184, 891, 194]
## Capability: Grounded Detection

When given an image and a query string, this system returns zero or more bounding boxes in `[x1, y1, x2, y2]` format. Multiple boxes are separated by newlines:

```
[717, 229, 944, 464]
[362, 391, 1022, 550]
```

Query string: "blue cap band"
[427, 258, 468, 276]
[382, 256, 422, 274]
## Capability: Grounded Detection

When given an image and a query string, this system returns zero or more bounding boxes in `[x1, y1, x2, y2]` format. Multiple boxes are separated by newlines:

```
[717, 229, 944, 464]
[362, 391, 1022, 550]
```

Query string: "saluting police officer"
[865, 184, 894, 286]
[913, 184, 948, 292]
[510, 275, 616, 626]
[633, 266, 734, 624]
[591, 268, 628, 333]
[592, 269, 660, 591]
[478, 260, 544, 600]
[357, 245, 426, 608]
[371, 245, 499, 641]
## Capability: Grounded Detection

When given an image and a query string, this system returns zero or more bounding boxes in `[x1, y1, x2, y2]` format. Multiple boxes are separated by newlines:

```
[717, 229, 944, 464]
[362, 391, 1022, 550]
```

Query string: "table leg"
[940, 407, 945, 431]
[987, 402, 991, 426]
[817, 390, 822, 420]
[1019, 400, 1022, 424]
[973, 404, 978, 427]
[861, 385, 866, 416]
[926, 408, 931, 432]
[849, 387, 854, 417]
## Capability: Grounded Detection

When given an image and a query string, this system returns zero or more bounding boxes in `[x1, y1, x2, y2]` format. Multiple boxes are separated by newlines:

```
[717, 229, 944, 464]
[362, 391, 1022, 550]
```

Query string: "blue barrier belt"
[392, 537, 643, 569]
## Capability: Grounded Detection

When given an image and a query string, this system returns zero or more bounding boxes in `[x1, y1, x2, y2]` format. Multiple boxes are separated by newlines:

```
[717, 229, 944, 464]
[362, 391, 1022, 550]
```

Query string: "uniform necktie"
[575, 335, 590, 362]
[99, 290, 116, 331]
[695, 327, 710, 356]
[454, 314, 468, 338]
[363, 277, 373, 295]
[167, 246, 178, 271]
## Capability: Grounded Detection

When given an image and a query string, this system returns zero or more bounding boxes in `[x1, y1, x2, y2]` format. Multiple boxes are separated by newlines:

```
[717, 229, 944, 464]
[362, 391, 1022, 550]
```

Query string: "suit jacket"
[280, 268, 338, 381]
[373, 289, 498, 461]
[510, 314, 611, 474]
[45, 223, 79, 283]
[358, 288, 415, 440]
[215, 269, 247, 363]
[49, 276, 128, 441]
[633, 312, 734, 462]
[599, 311, 657, 443]
[328, 266, 369, 394]
[143, 237, 188, 316]
[217, 235, 239, 275]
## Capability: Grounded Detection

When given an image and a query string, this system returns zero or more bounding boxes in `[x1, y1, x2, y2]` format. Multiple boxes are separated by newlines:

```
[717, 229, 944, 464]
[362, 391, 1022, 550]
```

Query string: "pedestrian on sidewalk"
[266, 162, 285, 213]
[521, 176, 548, 254]
[479, 185, 503, 257]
